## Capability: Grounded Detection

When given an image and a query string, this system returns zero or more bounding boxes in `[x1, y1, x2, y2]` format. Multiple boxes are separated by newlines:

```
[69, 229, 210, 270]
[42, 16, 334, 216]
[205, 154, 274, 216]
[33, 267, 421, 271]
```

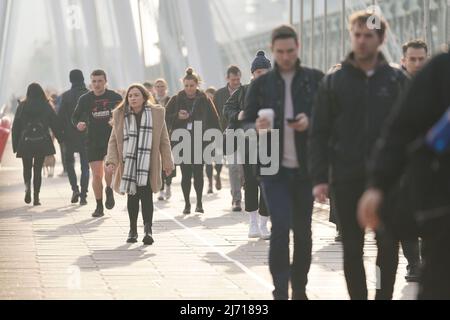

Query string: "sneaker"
[105, 187, 115, 210]
[259, 217, 271, 240]
[248, 222, 260, 238]
[165, 185, 172, 200]
[158, 191, 165, 201]
[232, 200, 242, 212]
[405, 265, 420, 282]
[71, 191, 80, 204]
[92, 208, 104, 218]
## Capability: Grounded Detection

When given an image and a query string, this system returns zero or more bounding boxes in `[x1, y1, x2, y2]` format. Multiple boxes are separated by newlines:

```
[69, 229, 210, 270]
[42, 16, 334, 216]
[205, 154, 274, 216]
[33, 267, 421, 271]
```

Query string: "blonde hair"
[154, 78, 168, 87]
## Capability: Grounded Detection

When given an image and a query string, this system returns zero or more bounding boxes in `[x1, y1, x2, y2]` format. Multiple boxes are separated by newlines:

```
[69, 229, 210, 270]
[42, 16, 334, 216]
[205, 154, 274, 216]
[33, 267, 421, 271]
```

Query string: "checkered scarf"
[120, 105, 153, 196]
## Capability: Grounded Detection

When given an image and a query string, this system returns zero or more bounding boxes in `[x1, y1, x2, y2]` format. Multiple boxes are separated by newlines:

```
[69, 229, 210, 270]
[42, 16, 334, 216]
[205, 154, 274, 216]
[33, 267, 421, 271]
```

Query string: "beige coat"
[106, 105, 174, 194]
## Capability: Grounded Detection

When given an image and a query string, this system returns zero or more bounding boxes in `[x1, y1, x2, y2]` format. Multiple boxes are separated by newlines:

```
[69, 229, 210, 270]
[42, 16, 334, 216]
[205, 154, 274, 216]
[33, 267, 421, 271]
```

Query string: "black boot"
[143, 224, 154, 245]
[33, 192, 41, 206]
[105, 187, 115, 210]
[24, 182, 31, 204]
[127, 228, 138, 243]
[183, 203, 191, 215]
[92, 200, 104, 218]
[80, 194, 88, 206]
[195, 202, 204, 214]
[71, 187, 80, 204]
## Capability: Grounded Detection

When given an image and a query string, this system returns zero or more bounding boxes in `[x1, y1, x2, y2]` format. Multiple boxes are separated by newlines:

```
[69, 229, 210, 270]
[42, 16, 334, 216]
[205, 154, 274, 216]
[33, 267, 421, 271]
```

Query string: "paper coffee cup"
[258, 108, 275, 129]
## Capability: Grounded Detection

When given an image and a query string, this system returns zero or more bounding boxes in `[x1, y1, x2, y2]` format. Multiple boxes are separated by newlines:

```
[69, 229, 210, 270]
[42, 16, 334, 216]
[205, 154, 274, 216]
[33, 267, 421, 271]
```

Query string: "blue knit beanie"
[251, 51, 272, 73]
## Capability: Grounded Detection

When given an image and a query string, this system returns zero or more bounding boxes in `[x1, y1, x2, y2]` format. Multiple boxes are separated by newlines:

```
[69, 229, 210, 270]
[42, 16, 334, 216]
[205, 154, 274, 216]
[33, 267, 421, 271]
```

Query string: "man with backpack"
[58, 70, 90, 205]
[358, 51, 450, 300]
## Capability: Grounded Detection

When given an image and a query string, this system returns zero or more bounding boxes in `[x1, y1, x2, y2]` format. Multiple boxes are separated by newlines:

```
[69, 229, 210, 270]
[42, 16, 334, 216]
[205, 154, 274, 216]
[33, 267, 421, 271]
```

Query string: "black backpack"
[20, 118, 50, 154]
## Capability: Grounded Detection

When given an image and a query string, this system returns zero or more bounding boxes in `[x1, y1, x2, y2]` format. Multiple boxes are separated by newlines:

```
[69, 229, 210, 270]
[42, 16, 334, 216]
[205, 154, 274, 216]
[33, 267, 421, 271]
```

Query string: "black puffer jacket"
[369, 52, 450, 224]
[309, 53, 408, 186]
[12, 101, 63, 158]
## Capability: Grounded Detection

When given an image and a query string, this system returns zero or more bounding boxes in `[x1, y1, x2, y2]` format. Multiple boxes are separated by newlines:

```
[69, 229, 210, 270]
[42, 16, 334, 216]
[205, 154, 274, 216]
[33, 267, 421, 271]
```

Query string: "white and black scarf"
[120, 105, 153, 195]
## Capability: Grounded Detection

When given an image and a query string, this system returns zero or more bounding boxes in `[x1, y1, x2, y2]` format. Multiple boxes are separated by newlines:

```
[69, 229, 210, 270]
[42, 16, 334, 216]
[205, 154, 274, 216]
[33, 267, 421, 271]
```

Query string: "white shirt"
[281, 71, 300, 169]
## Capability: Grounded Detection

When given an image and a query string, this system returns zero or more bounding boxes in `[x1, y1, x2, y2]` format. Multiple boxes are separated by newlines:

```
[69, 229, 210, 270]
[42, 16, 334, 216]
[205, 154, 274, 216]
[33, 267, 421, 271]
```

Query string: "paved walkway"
[0, 138, 417, 300]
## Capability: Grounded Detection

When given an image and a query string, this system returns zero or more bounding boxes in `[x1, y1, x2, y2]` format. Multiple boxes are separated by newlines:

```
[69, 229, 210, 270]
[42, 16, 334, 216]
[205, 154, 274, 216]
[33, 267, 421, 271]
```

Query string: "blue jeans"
[260, 167, 314, 300]
[65, 146, 90, 197]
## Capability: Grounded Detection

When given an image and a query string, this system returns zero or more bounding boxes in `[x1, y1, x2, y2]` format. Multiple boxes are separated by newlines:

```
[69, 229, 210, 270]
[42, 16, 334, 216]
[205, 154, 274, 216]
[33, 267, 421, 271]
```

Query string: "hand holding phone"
[287, 113, 309, 132]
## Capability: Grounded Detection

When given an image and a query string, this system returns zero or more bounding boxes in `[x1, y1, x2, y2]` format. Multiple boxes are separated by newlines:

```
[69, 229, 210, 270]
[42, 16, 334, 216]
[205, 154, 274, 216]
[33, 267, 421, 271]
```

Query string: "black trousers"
[205, 164, 223, 180]
[334, 179, 399, 300]
[180, 164, 204, 205]
[243, 163, 268, 216]
[127, 181, 154, 230]
[418, 214, 450, 300]
[22, 156, 45, 193]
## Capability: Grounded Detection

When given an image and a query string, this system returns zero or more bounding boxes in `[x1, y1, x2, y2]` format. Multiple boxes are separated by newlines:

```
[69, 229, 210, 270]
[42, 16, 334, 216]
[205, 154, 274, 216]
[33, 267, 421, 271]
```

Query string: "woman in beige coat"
[106, 84, 174, 245]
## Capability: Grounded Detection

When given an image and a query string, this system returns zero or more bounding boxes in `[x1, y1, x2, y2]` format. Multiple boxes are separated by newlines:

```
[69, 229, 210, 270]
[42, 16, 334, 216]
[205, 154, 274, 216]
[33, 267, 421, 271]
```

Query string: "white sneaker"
[248, 211, 260, 238]
[158, 191, 165, 201]
[165, 185, 172, 200]
[259, 216, 271, 240]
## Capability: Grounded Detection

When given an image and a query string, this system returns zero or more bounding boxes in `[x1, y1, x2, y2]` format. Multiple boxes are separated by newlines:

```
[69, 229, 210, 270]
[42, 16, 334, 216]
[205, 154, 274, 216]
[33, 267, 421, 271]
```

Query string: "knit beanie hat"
[251, 51, 272, 73]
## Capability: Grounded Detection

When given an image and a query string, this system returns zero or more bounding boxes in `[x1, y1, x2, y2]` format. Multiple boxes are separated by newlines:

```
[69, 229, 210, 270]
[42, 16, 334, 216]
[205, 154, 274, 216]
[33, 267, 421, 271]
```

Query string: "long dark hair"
[24, 83, 49, 104]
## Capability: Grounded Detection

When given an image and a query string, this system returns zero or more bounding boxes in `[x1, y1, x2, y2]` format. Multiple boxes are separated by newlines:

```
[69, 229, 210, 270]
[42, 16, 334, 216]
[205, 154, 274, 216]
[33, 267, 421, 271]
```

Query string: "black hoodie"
[58, 83, 89, 151]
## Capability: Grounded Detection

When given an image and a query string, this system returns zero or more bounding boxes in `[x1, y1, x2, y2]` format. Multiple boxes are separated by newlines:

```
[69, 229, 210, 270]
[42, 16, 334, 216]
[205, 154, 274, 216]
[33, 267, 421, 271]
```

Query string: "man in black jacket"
[243, 25, 324, 300]
[358, 52, 450, 300]
[224, 51, 272, 240]
[58, 70, 89, 205]
[309, 11, 408, 300]
[215, 66, 243, 211]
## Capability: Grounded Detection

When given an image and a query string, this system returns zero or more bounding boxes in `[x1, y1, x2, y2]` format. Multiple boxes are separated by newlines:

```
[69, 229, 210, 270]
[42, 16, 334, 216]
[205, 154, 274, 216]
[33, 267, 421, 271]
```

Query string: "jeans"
[243, 163, 268, 216]
[334, 179, 399, 300]
[65, 146, 90, 196]
[22, 156, 45, 193]
[228, 163, 243, 203]
[260, 167, 314, 300]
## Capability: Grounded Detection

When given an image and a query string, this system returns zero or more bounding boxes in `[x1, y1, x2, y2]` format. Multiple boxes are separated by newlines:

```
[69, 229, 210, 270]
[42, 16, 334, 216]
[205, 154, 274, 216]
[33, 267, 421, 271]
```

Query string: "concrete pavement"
[0, 138, 418, 300]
